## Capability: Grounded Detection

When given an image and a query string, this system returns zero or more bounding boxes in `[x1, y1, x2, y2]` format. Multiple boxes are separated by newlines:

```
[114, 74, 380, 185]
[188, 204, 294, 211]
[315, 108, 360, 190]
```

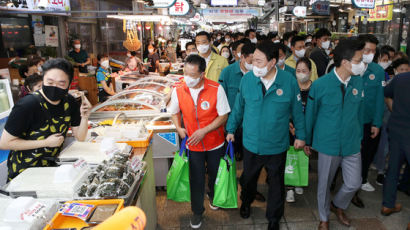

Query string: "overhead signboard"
[356, 10, 369, 16]
[210, 0, 238, 6]
[312, 1, 330, 15]
[352, 0, 376, 9]
[202, 8, 261, 22]
[0, 0, 70, 15]
[169, 0, 190, 15]
[293, 6, 307, 17]
[367, 1, 393, 21]
[151, 0, 177, 8]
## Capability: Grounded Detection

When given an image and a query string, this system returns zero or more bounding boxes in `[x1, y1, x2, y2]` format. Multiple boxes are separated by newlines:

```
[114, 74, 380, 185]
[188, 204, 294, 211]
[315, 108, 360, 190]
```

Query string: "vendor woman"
[96, 54, 116, 102]
[0, 58, 91, 181]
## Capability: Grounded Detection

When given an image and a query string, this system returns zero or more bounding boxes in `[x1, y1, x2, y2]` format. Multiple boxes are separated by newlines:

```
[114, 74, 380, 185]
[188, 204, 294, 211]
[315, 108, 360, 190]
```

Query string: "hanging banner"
[367, 3, 393, 21]
[45, 26, 59, 47]
[312, 1, 330, 15]
[202, 8, 261, 17]
[361, 0, 393, 21]
[0, 0, 70, 15]
[169, 0, 190, 16]
[352, 0, 376, 9]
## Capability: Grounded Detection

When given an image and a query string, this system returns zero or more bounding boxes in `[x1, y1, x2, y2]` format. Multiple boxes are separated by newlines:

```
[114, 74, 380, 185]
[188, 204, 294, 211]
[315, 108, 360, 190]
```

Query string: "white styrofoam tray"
[58, 141, 131, 165]
[4, 167, 87, 200]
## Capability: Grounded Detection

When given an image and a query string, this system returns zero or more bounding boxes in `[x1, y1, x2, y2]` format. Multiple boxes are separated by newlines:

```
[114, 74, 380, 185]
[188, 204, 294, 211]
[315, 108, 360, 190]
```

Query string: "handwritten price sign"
[368, 4, 393, 21]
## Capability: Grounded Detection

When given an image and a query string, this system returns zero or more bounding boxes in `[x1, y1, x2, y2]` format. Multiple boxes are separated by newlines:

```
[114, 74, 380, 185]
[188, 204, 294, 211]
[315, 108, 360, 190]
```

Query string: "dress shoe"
[381, 204, 402, 216]
[255, 191, 266, 202]
[330, 202, 351, 227]
[318, 221, 329, 230]
[351, 193, 365, 208]
[268, 221, 279, 230]
[240, 203, 251, 219]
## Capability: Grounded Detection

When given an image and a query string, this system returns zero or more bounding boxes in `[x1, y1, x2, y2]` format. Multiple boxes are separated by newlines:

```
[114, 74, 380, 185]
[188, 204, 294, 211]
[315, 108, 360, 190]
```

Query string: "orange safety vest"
[176, 78, 225, 152]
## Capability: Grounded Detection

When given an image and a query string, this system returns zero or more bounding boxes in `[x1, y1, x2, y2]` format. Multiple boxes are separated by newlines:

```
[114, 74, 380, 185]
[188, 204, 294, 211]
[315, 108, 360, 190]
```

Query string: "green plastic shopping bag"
[213, 141, 238, 208]
[167, 136, 190, 202]
[284, 146, 309, 187]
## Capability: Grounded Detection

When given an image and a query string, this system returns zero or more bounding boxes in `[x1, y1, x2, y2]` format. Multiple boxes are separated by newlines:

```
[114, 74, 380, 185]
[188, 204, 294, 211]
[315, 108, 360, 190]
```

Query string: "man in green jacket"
[351, 34, 385, 208]
[305, 39, 366, 230]
[195, 31, 229, 82]
[226, 41, 306, 230]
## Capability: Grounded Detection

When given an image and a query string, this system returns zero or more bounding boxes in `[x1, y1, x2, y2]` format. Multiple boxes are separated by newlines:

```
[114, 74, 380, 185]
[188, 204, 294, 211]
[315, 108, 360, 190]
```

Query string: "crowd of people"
[5, 28, 410, 230]
[166, 29, 410, 230]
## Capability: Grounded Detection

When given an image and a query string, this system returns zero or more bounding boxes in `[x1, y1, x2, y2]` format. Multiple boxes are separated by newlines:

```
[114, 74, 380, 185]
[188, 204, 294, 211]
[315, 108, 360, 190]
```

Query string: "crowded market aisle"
[156, 160, 410, 230]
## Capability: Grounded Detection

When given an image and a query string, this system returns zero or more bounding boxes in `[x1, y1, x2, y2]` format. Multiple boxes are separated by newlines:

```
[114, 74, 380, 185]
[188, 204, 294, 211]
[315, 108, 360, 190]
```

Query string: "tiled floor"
[155, 158, 410, 230]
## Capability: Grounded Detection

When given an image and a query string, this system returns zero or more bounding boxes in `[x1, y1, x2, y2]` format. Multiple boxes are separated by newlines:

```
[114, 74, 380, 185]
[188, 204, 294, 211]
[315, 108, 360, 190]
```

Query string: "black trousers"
[241, 147, 287, 223]
[189, 146, 225, 215]
[361, 123, 382, 184]
[234, 127, 244, 160]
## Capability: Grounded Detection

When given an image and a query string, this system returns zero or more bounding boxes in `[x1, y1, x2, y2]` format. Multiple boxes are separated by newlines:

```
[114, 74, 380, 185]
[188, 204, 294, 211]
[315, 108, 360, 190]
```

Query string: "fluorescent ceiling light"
[393, 8, 401, 12]
[107, 15, 171, 22]
[330, 4, 339, 7]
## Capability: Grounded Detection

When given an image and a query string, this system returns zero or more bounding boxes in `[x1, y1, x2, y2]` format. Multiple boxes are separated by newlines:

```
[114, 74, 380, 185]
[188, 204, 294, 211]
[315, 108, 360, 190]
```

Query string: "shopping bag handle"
[179, 136, 188, 157]
[225, 141, 234, 161]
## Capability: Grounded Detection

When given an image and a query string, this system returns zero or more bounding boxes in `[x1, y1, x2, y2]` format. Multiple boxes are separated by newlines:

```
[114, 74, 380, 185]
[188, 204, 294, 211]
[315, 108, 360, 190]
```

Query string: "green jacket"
[361, 62, 385, 128]
[218, 61, 244, 109]
[205, 52, 229, 82]
[226, 68, 306, 155]
[279, 64, 296, 77]
[305, 70, 364, 157]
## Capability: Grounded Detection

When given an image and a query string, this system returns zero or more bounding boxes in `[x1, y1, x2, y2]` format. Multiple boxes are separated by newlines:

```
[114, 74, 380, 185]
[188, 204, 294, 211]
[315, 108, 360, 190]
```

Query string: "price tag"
[59, 203, 94, 220]
[73, 158, 87, 170]
[130, 156, 142, 173]
[20, 202, 46, 222]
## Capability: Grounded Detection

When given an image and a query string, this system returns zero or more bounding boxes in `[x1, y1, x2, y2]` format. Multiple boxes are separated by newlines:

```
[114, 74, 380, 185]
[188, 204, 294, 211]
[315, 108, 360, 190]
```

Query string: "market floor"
[155, 158, 410, 230]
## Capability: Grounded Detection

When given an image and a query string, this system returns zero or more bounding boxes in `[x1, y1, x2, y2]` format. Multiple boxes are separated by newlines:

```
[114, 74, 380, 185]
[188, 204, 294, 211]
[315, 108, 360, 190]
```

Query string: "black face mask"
[42, 85, 68, 101]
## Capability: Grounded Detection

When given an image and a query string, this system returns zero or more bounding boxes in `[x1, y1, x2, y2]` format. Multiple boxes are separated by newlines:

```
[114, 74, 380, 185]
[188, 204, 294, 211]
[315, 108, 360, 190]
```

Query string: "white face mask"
[378, 62, 390, 70]
[148, 49, 154, 53]
[321, 40, 330, 50]
[277, 58, 285, 67]
[127, 53, 132, 57]
[250, 38, 257, 44]
[325, 49, 331, 55]
[287, 43, 292, 49]
[244, 60, 253, 71]
[295, 49, 306, 58]
[351, 61, 366, 76]
[363, 53, 375, 64]
[217, 36, 221, 40]
[74, 44, 81, 49]
[237, 52, 241, 58]
[37, 66, 42, 72]
[305, 39, 312, 43]
[388, 60, 392, 66]
[184, 75, 201, 88]
[197, 44, 210, 54]
[101, 60, 109, 69]
[225, 38, 231, 43]
[221, 52, 230, 59]
[296, 72, 310, 83]
[273, 40, 280, 43]
[253, 65, 269, 78]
